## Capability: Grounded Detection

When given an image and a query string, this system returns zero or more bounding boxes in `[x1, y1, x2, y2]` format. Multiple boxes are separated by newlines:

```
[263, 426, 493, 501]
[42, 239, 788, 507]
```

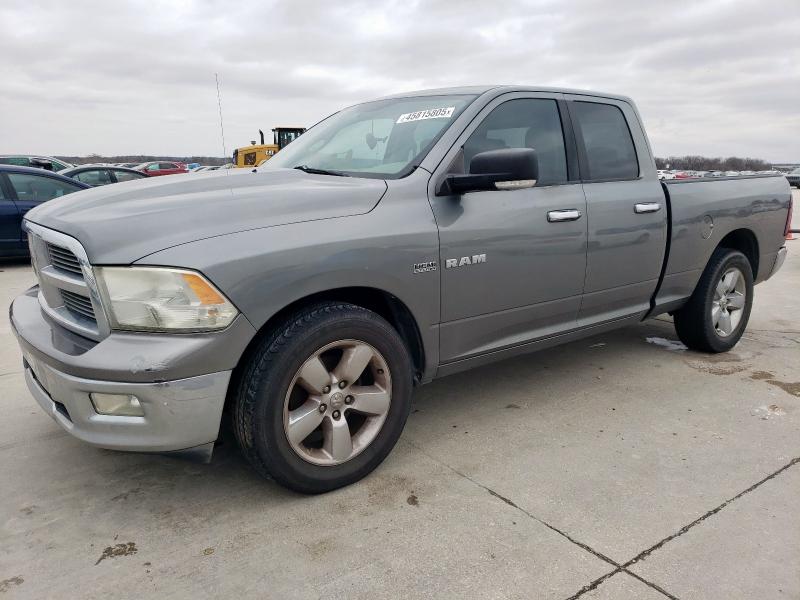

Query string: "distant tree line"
[655, 156, 771, 171]
[54, 154, 229, 166]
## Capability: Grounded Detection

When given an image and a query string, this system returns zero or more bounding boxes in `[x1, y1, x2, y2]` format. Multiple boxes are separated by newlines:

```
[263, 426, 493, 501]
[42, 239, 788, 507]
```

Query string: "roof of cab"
[375, 85, 634, 104]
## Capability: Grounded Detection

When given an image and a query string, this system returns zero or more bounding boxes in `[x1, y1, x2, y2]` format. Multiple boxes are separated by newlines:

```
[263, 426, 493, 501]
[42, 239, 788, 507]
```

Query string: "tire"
[233, 302, 413, 493]
[673, 248, 754, 353]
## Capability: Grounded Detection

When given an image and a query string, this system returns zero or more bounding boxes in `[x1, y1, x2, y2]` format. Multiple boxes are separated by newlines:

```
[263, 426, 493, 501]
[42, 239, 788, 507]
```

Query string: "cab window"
[572, 101, 639, 180]
[463, 99, 568, 186]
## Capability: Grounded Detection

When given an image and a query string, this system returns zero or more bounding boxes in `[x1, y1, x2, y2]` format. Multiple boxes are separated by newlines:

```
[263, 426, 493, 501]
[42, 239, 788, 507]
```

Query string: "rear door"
[430, 92, 588, 363]
[565, 95, 667, 324]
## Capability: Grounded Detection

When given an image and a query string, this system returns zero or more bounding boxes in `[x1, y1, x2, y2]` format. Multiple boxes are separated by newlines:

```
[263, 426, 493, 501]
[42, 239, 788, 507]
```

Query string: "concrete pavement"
[1, 192, 798, 599]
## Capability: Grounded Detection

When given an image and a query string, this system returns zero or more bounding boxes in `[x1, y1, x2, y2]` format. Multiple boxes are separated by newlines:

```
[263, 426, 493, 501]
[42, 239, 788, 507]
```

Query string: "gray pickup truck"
[11, 86, 792, 492]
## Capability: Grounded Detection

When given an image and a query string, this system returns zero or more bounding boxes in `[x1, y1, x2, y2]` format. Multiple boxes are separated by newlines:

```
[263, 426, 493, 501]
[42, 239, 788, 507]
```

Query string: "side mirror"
[439, 148, 539, 195]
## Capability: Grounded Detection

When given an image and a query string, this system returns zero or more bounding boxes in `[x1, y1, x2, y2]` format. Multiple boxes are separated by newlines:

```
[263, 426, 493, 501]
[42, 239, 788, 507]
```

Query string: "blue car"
[1, 164, 89, 257]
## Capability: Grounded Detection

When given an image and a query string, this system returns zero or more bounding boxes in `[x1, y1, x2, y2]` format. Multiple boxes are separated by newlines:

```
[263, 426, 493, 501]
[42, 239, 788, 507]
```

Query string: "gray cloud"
[1, 0, 798, 160]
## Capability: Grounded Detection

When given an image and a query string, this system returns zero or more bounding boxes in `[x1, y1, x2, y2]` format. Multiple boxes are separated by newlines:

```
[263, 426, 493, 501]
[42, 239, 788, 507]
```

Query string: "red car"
[134, 161, 188, 176]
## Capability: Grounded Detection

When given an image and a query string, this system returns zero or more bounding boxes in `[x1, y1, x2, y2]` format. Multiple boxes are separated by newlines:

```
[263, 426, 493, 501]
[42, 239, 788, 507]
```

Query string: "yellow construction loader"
[232, 127, 305, 168]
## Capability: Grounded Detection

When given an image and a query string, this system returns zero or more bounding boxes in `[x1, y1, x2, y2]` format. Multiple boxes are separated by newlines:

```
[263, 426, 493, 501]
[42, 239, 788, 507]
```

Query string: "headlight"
[96, 267, 238, 332]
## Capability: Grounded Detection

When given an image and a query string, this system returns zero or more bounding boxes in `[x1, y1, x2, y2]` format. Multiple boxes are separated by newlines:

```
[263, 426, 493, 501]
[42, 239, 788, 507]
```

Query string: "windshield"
[792, 167, 800, 174]
[264, 94, 477, 179]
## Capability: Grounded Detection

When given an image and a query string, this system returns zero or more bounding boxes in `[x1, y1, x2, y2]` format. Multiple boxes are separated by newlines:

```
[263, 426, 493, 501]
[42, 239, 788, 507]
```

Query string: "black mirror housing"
[439, 148, 539, 195]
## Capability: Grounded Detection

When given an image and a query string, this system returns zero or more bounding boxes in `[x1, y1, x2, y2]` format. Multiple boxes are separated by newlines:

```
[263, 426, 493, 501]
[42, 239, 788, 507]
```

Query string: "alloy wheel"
[283, 339, 392, 466]
[711, 267, 746, 337]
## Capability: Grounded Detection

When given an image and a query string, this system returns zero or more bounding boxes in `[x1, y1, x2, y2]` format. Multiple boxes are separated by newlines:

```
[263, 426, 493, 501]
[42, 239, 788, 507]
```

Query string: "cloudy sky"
[2, 0, 798, 161]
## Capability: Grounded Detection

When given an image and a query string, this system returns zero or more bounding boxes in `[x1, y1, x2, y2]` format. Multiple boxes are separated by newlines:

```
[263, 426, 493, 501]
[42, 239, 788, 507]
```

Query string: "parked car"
[0, 155, 72, 172]
[786, 167, 800, 188]
[725, 171, 741, 177]
[58, 165, 149, 187]
[0, 165, 89, 257]
[10, 86, 792, 493]
[134, 161, 188, 176]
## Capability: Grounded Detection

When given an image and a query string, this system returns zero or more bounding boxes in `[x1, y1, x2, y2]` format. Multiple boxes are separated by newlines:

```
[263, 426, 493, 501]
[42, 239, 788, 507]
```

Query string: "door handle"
[634, 203, 661, 214]
[547, 209, 582, 222]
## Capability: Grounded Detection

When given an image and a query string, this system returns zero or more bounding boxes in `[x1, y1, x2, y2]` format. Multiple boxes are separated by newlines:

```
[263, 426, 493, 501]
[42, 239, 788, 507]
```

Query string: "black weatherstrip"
[562, 100, 589, 181]
[557, 99, 581, 182]
[644, 180, 673, 319]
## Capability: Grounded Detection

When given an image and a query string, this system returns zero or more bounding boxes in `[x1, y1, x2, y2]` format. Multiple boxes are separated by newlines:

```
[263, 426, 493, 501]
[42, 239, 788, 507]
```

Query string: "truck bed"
[653, 174, 791, 315]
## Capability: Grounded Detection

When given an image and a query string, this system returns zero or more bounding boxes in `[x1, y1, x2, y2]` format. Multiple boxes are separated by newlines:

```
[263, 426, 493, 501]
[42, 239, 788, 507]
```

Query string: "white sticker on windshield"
[396, 106, 456, 124]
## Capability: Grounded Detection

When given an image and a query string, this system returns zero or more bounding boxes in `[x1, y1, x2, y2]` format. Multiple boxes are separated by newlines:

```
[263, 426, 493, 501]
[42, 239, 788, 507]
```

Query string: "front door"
[429, 94, 588, 363]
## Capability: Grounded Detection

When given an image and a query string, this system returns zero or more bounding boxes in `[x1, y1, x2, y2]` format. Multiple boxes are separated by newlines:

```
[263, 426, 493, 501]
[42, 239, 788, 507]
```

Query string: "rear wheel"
[233, 302, 413, 493]
[673, 248, 753, 352]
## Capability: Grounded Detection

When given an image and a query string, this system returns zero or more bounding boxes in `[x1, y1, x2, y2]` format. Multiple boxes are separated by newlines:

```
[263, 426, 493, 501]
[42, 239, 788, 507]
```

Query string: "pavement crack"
[623, 455, 800, 570]
[623, 569, 681, 599]
[563, 569, 621, 600]
[405, 439, 620, 568]
[406, 440, 684, 600]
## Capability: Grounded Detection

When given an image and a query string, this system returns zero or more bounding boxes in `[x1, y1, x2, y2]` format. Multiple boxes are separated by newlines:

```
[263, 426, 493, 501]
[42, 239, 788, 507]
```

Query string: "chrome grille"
[25, 222, 110, 341]
[46, 243, 83, 275]
[61, 289, 97, 322]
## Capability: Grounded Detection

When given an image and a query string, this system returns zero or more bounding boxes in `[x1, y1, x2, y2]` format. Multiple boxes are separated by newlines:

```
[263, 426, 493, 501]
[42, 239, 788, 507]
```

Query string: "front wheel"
[673, 248, 754, 352]
[233, 302, 413, 493]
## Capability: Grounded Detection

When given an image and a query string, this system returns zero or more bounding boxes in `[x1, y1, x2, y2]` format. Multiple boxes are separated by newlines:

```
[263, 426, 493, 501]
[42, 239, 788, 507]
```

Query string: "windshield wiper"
[293, 165, 350, 177]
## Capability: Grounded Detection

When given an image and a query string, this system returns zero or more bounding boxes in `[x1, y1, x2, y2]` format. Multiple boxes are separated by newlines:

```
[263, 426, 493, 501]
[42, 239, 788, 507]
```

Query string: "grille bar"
[46, 243, 82, 275]
[61, 289, 96, 322]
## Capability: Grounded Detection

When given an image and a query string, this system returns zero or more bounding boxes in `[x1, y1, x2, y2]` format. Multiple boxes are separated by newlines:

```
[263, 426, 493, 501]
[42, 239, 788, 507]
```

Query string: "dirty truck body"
[10, 86, 792, 492]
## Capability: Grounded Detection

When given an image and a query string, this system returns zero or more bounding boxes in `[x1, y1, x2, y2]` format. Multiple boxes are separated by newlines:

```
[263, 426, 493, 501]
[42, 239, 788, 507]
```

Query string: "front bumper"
[22, 350, 230, 453]
[10, 287, 255, 454]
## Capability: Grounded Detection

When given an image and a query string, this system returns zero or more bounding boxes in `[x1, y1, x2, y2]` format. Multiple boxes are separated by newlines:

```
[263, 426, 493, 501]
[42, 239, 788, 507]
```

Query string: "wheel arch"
[717, 228, 759, 279]
[225, 286, 427, 416]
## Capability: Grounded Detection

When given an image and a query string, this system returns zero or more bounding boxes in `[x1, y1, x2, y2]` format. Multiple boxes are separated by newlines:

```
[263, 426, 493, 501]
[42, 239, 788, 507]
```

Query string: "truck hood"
[26, 168, 387, 263]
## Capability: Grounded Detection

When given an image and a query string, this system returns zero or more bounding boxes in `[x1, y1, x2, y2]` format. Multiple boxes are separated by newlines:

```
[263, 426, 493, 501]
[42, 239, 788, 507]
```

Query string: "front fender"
[138, 190, 441, 379]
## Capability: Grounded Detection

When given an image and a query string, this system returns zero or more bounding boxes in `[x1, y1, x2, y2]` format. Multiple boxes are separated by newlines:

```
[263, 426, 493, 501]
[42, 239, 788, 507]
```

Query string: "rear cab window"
[572, 101, 639, 181]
